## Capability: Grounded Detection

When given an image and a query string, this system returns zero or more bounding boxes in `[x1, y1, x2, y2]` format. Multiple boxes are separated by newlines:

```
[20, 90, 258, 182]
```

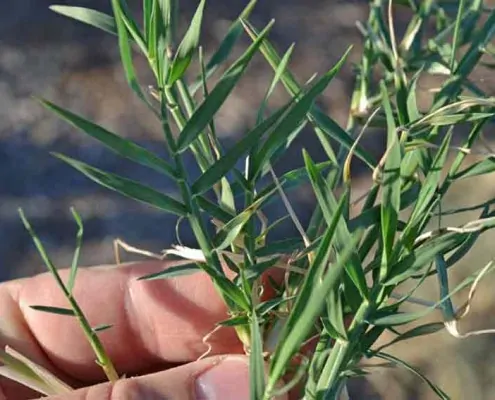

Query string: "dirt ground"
[2, 1, 495, 398]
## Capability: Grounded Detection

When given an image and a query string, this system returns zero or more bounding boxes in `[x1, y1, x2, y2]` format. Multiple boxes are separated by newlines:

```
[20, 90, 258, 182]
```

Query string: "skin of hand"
[0, 261, 288, 400]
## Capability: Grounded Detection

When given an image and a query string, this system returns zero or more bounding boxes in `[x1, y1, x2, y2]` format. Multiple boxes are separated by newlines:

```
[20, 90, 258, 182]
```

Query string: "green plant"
[5, 0, 495, 398]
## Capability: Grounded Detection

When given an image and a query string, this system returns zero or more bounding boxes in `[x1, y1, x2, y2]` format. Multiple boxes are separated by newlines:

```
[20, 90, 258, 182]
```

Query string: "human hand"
[0, 261, 287, 399]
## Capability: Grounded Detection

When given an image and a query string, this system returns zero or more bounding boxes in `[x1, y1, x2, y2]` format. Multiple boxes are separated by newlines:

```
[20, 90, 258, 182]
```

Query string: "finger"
[46, 355, 288, 400]
[0, 261, 243, 386]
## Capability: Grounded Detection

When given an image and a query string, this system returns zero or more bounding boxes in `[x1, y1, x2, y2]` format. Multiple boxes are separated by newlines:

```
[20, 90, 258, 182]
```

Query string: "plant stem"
[316, 300, 372, 395]
[161, 86, 252, 346]
[19, 210, 119, 382]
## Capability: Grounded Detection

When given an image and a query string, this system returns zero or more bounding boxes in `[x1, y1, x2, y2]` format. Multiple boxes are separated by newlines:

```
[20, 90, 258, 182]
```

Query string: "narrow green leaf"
[93, 324, 113, 333]
[176, 20, 274, 153]
[53, 153, 188, 216]
[49, 6, 117, 35]
[402, 132, 452, 245]
[213, 187, 277, 250]
[242, 20, 376, 170]
[19, 210, 119, 381]
[445, 231, 480, 268]
[196, 195, 235, 223]
[138, 264, 201, 280]
[258, 120, 307, 178]
[110, 0, 148, 102]
[30, 306, 76, 317]
[39, 99, 176, 178]
[67, 208, 83, 294]
[432, 9, 495, 110]
[214, 211, 252, 251]
[167, 0, 206, 85]
[406, 71, 422, 122]
[385, 232, 466, 285]
[213, 275, 251, 312]
[251, 47, 352, 179]
[120, 1, 148, 52]
[379, 81, 402, 281]
[373, 352, 449, 399]
[374, 323, 444, 352]
[159, 0, 176, 47]
[450, 0, 467, 71]
[435, 254, 457, 321]
[454, 156, 495, 180]
[243, 258, 281, 282]
[267, 194, 359, 392]
[255, 238, 305, 258]
[145, 0, 159, 66]
[189, 0, 257, 94]
[143, 0, 153, 37]
[374, 262, 495, 326]
[349, 182, 420, 232]
[217, 315, 249, 327]
[304, 151, 368, 300]
[192, 100, 295, 194]
[256, 297, 295, 317]
[19, 210, 68, 293]
[257, 44, 295, 122]
[311, 108, 376, 170]
[325, 287, 347, 340]
[249, 312, 265, 400]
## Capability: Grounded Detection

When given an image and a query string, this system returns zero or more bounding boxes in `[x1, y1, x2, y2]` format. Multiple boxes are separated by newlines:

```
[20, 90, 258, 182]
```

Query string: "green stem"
[19, 210, 119, 382]
[70, 298, 119, 382]
[315, 340, 348, 396]
[315, 300, 372, 395]
[160, 88, 251, 345]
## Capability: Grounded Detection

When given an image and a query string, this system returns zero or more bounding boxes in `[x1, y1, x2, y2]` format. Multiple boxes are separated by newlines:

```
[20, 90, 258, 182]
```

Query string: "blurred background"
[2, 0, 495, 398]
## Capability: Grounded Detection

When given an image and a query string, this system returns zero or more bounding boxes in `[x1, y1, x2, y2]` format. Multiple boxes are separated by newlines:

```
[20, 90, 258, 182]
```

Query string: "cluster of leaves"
[7, 0, 495, 399]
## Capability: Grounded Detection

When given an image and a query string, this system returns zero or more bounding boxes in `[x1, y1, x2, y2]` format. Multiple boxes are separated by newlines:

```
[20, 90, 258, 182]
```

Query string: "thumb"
[47, 355, 288, 400]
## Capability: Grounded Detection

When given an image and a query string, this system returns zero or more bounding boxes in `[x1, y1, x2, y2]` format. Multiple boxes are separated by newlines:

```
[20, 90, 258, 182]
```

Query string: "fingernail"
[195, 357, 250, 400]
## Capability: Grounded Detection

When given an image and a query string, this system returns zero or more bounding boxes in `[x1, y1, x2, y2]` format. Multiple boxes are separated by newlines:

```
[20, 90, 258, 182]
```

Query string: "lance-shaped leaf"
[111, 0, 148, 101]
[257, 43, 295, 123]
[139, 263, 202, 281]
[454, 156, 495, 180]
[49, 5, 117, 35]
[266, 192, 359, 392]
[39, 99, 176, 178]
[29, 305, 76, 316]
[242, 20, 376, 170]
[402, 132, 452, 246]
[167, 0, 206, 85]
[372, 352, 449, 399]
[213, 187, 277, 250]
[189, 0, 257, 94]
[379, 82, 402, 281]
[385, 232, 466, 286]
[251, 47, 352, 180]
[192, 100, 296, 194]
[374, 261, 495, 326]
[67, 207, 83, 294]
[374, 322, 445, 352]
[304, 151, 368, 300]
[93, 324, 113, 333]
[53, 153, 188, 216]
[176, 20, 274, 153]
